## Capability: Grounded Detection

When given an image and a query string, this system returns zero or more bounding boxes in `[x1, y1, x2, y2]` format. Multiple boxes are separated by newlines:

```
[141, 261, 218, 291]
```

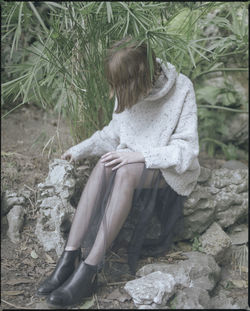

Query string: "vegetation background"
[1, 1, 248, 159]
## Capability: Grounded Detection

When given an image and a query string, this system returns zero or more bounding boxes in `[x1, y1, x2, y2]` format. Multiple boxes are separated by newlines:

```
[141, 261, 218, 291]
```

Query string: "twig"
[24, 184, 35, 192]
[107, 281, 127, 286]
[1, 299, 34, 310]
[94, 294, 100, 309]
[101, 270, 108, 284]
[110, 250, 121, 259]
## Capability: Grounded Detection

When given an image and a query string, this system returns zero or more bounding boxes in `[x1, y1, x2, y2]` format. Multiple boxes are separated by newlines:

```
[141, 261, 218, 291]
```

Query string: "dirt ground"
[1, 105, 248, 309]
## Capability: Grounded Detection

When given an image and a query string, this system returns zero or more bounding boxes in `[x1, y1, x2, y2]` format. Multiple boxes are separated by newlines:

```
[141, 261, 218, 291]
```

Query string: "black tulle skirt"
[79, 162, 185, 275]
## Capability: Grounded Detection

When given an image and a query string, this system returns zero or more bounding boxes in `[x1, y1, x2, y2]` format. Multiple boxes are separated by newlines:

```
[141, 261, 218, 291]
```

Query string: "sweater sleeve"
[68, 99, 120, 161]
[141, 82, 199, 174]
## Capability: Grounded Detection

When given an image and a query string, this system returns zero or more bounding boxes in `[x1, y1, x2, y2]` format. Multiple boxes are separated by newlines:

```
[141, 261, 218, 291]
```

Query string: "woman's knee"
[96, 158, 113, 175]
[115, 163, 144, 185]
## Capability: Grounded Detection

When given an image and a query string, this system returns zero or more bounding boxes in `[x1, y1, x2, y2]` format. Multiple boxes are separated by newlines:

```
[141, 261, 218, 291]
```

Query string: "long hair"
[104, 37, 160, 113]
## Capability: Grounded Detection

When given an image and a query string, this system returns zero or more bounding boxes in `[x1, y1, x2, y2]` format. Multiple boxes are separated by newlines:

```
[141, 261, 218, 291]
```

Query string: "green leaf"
[106, 2, 113, 23]
[79, 297, 94, 309]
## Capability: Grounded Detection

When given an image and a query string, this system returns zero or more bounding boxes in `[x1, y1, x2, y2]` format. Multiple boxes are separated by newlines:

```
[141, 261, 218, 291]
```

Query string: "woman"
[37, 36, 200, 307]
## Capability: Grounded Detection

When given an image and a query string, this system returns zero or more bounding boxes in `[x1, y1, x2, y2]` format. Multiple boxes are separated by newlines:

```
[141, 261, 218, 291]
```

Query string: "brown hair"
[104, 37, 160, 113]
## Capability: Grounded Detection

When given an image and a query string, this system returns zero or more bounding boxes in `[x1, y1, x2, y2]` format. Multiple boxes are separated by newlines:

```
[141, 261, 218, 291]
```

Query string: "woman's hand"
[61, 149, 74, 162]
[101, 151, 145, 170]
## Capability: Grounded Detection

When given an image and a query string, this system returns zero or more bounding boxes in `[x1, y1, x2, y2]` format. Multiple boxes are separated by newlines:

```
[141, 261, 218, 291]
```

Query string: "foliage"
[1, 2, 248, 158]
[191, 236, 204, 252]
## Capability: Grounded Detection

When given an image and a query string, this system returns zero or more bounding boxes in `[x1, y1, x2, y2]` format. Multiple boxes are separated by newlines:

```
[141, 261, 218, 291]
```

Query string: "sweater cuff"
[140, 149, 156, 169]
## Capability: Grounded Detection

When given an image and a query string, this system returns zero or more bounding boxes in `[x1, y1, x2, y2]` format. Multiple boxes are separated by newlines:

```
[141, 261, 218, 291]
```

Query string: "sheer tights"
[65, 158, 166, 266]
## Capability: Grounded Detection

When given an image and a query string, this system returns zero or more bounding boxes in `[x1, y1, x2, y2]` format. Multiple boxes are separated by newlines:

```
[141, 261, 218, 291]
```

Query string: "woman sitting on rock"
[37, 36, 200, 307]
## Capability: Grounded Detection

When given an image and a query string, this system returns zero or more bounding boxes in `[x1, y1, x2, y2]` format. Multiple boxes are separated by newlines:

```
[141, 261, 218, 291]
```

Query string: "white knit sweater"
[68, 59, 200, 196]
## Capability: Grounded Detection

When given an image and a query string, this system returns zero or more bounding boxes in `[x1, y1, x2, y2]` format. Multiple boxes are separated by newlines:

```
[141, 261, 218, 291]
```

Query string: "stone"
[7, 205, 26, 243]
[1, 188, 32, 216]
[228, 224, 248, 245]
[2, 190, 25, 216]
[36, 159, 248, 257]
[124, 271, 176, 307]
[197, 166, 212, 183]
[173, 287, 211, 309]
[221, 160, 248, 170]
[137, 251, 221, 293]
[222, 113, 248, 146]
[35, 159, 76, 257]
[175, 168, 248, 240]
[199, 222, 232, 265]
[38, 159, 76, 200]
[210, 288, 240, 309]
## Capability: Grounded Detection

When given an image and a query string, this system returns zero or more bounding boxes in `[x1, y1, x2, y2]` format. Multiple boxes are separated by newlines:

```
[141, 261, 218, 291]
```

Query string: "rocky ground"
[1, 105, 248, 309]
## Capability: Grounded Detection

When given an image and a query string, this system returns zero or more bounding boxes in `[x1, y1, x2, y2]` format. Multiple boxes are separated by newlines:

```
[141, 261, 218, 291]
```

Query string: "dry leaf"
[22, 258, 33, 265]
[30, 250, 38, 259]
[6, 279, 31, 285]
[241, 266, 248, 273]
[109, 258, 127, 263]
[106, 288, 121, 300]
[231, 279, 247, 288]
[45, 253, 55, 264]
[79, 297, 94, 309]
[167, 251, 183, 257]
[3, 290, 24, 296]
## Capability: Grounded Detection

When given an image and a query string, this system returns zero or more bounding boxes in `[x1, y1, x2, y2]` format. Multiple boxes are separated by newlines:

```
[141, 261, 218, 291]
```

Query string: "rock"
[173, 287, 211, 309]
[38, 159, 76, 200]
[210, 288, 240, 309]
[222, 113, 248, 146]
[221, 160, 248, 170]
[35, 159, 76, 257]
[36, 159, 248, 257]
[137, 252, 221, 293]
[106, 288, 131, 303]
[228, 224, 248, 245]
[7, 205, 26, 243]
[176, 168, 248, 240]
[1, 188, 32, 216]
[124, 271, 176, 307]
[199, 222, 232, 265]
[2, 190, 25, 216]
[197, 166, 212, 183]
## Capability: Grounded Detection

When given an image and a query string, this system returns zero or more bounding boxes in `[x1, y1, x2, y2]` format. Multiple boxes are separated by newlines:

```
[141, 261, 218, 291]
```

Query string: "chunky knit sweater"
[68, 59, 200, 196]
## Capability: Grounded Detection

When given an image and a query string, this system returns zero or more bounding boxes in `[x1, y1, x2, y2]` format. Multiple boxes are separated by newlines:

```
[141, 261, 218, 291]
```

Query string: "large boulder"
[118, 166, 248, 244]
[125, 251, 221, 308]
[35, 159, 76, 257]
[137, 251, 221, 293]
[199, 222, 232, 265]
[177, 167, 248, 240]
[173, 287, 211, 309]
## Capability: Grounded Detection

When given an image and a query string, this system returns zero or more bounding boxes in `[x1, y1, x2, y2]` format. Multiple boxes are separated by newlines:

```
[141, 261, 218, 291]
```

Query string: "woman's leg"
[37, 159, 114, 296]
[65, 159, 114, 251]
[85, 162, 166, 266]
[47, 162, 166, 306]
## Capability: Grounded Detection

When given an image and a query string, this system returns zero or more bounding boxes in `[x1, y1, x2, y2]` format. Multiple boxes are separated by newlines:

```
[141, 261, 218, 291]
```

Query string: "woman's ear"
[109, 86, 114, 100]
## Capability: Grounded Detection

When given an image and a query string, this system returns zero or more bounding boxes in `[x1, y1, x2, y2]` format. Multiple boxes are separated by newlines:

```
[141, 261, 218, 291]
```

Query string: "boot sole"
[47, 293, 94, 308]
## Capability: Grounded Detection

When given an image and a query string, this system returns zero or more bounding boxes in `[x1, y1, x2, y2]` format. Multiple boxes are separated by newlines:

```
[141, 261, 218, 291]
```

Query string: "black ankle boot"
[47, 260, 98, 307]
[37, 249, 81, 296]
